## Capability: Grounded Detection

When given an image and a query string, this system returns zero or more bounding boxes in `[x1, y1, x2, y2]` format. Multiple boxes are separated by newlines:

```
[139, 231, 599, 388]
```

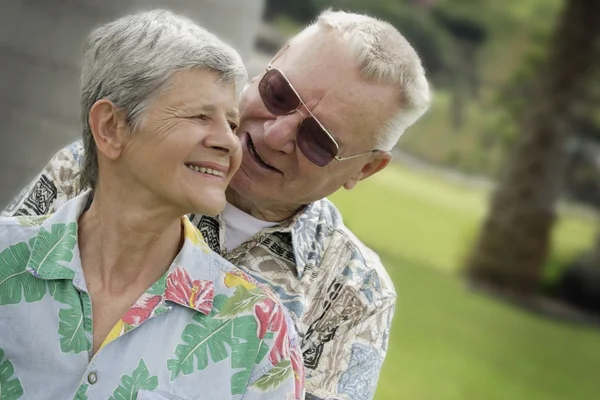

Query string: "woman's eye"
[229, 122, 238, 131]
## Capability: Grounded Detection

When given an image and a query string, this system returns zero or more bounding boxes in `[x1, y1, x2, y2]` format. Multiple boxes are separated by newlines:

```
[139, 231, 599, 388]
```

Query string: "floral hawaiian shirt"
[3, 140, 397, 400]
[0, 191, 304, 400]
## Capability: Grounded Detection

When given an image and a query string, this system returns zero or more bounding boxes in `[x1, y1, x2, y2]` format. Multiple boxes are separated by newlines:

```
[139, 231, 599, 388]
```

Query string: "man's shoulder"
[41, 140, 84, 169]
[305, 198, 396, 299]
[2, 141, 85, 217]
[39, 140, 84, 177]
[0, 214, 50, 227]
[335, 221, 397, 301]
[62, 140, 85, 161]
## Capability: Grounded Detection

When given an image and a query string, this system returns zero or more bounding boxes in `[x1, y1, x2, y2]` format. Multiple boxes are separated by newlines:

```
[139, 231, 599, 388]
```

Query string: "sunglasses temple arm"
[335, 150, 380, 161]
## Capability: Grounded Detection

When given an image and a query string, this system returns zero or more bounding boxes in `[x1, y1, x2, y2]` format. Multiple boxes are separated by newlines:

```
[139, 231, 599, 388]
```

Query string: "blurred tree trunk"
[584, 226, 600, 269]
[466, 0, 600, 292]
[594, 228, 600, 266]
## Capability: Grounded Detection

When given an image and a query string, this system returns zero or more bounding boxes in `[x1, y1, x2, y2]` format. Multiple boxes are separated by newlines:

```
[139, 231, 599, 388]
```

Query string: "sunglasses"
[258, 65, 380, 167]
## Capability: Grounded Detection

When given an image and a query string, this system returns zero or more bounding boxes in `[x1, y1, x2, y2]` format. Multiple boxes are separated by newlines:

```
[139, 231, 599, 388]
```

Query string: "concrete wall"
[0, 0, 265, 207]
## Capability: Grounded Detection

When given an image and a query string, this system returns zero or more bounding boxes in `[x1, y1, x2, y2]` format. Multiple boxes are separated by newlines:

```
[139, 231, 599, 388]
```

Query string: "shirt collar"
[288, 199, 341, 278]
[163, 217, 216, 315]
[237, 198, 341, 279]
[25, 190, 89, 281]
[26, 191, 219, 315]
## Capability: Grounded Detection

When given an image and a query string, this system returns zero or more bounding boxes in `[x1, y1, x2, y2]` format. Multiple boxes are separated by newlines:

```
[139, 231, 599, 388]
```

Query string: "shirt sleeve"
[2, 140, 84, 217]
[303, 286, 396, 400]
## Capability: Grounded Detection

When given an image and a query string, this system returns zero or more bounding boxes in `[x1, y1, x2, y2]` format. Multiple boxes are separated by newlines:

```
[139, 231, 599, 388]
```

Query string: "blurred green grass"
[329, 163, 600, 400]
[330, 162, 595, 275]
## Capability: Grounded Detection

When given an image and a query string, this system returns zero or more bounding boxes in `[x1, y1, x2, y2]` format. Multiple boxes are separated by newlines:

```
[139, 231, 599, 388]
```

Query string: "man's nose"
[262, 110, 304, 154]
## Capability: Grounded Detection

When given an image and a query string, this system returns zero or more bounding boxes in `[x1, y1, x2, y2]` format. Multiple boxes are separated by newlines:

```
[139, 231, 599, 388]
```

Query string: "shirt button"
[87, 371, 98, 385]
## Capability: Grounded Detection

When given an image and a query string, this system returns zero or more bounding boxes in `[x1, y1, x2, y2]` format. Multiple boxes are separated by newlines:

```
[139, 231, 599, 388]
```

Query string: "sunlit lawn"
[329, 163, 600, 400]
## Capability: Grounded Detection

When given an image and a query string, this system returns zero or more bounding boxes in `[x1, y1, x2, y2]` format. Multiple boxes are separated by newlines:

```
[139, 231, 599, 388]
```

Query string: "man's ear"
[343, 151, 392, 190]
[88, 99, 128, 160]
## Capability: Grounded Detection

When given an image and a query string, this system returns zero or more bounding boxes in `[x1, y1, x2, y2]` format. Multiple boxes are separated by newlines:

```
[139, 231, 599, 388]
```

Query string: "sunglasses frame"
[260, 50, 380, 167]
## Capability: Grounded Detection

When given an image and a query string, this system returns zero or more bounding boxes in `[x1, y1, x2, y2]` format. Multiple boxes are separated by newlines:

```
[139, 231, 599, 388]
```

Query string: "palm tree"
[466, 0, 600, 292]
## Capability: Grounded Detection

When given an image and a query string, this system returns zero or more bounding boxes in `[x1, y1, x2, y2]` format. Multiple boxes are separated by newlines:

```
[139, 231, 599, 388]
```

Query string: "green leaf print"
[109, 359, 158, 400]
[256, 340, 269, 364]
[167, 294, 233, 379]
[28, 223, 77, 279]
[146, 273, 167, 295]
[50, 280, 91, 354]
[48, 280, 79, 305]
[0, 241, 46, 305]
[0, 347, 24, 400]
[73, 384, 88, 400]
[218, 286, 267, 318]
[230, 315, 260, 395]
[251, 359, 292, 392]
[168, 294, 264, 395]
[56, 287, 89, 354]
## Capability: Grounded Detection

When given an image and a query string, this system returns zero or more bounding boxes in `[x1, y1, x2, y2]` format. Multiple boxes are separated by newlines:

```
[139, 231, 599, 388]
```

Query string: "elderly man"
[3, 9, 430, 400]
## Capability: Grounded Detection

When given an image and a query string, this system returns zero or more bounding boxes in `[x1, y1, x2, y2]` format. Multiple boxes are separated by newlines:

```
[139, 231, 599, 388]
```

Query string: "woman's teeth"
[185, 164, 225, 177]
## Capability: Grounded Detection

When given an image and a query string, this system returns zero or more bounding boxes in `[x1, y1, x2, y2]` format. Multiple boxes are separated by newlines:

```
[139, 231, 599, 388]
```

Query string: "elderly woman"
[0, 10, 303, 400]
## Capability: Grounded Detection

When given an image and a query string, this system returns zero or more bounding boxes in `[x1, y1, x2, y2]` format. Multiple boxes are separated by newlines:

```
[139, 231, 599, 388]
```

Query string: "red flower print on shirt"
[289, 341, 305, 399]
[165, 267, 214, 314]
[254, 297, 304, 399]
[254, 298, 289, 364]
[122, 294, 163, 327]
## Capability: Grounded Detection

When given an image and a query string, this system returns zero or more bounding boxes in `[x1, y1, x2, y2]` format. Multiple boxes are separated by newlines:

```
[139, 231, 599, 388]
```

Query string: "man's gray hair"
[293, 9, 431, 150]
[80, 9, 247, 189]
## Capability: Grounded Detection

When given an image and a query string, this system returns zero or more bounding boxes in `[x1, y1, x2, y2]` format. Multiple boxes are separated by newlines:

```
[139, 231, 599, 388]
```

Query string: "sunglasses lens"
[259, 69, 300, 115]
[298, 118, 338, 167]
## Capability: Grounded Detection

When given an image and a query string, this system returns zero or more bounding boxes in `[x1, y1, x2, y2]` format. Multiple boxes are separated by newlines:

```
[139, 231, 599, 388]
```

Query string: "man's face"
[228, 30, 400, 220]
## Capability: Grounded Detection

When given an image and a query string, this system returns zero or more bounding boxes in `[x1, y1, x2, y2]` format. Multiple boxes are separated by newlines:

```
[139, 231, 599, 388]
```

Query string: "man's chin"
[227, 172, 254, 198]
[226, 176, 272, 212]
[225, 178, 252, 207]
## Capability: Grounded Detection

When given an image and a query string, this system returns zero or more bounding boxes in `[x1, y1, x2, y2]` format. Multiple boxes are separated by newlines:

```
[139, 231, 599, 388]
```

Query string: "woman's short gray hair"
[80, 9, 247, 189]
[293, 10, 431, 150]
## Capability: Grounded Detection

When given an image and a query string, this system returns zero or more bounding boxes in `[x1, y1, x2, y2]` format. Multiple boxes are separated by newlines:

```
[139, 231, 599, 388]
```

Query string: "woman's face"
[119, 68, 242, 217]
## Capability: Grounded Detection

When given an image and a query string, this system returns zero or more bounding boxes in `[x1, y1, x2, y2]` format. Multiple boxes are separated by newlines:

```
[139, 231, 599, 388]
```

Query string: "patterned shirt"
[0, 192, 304, 400]
[3, 141, 397, 400]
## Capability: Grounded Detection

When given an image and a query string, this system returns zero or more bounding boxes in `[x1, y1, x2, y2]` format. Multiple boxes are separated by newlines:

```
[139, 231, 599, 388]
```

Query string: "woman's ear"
[88, 99, 128, 160]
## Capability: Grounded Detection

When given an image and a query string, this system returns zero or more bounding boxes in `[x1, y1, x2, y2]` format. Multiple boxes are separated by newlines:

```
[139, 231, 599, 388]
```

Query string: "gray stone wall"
[0, 0, 265, 207]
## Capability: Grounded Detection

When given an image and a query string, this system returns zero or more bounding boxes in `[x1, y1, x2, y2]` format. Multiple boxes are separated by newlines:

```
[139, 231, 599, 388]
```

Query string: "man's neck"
[225, 187, 301, 222]
[78, 187, 183, 296]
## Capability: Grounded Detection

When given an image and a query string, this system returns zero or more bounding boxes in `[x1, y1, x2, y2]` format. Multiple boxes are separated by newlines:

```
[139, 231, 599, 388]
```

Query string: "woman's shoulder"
[0, 215, 48, 249]
[0, 214, 51, 230]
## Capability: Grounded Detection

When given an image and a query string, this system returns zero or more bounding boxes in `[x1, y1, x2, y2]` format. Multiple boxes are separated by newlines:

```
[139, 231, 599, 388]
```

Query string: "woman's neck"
[78, 188, 184, 296]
